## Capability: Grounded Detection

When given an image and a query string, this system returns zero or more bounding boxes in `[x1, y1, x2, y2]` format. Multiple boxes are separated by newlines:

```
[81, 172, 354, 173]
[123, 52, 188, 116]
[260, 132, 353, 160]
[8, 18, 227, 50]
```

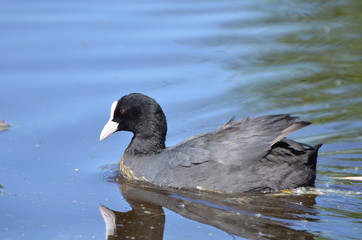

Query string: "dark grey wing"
[165, 114, 310, 168]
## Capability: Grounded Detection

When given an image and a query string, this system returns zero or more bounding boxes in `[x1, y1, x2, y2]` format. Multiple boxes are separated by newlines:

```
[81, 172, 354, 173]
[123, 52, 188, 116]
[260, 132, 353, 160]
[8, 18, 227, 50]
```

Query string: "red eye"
[120, 109, 126, 114]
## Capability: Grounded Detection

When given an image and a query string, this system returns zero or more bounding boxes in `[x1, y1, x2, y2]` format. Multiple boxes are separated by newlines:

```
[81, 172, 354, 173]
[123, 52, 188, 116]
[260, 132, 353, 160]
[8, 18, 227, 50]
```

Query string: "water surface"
[1, 0, 361, 239]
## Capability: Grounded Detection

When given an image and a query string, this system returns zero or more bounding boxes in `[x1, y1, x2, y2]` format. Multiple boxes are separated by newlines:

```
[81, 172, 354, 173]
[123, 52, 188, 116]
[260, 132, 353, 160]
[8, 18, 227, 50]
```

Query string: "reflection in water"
[100, 202, 164, 240]
[100, 181, 319, 240]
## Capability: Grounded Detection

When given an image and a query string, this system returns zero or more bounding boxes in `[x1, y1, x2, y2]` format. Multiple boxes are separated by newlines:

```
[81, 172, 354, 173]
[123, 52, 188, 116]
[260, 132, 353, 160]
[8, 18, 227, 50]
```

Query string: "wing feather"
[166, 114, 310, 168]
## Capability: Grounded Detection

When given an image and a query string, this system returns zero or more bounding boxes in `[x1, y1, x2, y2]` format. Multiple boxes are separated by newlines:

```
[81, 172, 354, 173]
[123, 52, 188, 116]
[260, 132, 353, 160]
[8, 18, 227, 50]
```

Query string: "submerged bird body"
[100, 93, 321, 193]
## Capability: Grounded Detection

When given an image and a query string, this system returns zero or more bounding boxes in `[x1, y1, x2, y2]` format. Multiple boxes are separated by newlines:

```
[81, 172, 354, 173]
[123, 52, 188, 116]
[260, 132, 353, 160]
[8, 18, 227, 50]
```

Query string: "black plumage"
[100, 93, 321, 193]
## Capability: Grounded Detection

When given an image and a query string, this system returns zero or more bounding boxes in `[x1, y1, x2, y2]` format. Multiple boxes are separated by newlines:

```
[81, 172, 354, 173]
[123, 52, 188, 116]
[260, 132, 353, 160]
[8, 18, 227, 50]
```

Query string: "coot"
[100, 93, 321, 193]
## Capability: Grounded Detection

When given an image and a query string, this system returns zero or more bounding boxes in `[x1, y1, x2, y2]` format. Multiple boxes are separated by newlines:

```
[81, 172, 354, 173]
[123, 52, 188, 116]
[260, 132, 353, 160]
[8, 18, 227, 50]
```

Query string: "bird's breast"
[119, 155, 149, 182]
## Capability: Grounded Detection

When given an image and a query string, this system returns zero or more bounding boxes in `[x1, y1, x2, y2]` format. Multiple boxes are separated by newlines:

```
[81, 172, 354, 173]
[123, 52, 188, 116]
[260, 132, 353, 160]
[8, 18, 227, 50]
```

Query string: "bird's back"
[122, 114, 321, 193]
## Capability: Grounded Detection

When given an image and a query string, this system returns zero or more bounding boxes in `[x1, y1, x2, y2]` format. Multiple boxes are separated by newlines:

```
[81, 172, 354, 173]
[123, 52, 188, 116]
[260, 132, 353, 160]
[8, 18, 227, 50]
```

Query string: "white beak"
[99, 120, 119, 141]
[100, 101, 119, 141]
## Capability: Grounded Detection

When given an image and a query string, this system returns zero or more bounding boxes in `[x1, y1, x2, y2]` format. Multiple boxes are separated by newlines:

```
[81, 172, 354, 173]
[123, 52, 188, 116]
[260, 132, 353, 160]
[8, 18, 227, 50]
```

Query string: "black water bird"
[100, 93, 321, 193]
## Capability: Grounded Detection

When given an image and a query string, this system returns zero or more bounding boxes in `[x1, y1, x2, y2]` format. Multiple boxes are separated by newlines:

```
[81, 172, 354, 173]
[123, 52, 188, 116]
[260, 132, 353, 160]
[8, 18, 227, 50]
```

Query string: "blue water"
[1, 0, 361, 239]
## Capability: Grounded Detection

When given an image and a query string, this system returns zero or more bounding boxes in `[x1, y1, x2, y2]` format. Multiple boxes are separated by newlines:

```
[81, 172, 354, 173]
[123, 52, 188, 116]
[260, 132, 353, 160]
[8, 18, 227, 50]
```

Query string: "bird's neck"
[125, 132, 166, 156]
[124, 106, 167, 156]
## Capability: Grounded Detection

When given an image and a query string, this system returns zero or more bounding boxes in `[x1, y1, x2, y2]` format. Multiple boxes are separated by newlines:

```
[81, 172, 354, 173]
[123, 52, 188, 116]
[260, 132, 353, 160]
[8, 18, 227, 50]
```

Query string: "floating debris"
[330, 176, 362, 181]
[0, 120, 10, 131]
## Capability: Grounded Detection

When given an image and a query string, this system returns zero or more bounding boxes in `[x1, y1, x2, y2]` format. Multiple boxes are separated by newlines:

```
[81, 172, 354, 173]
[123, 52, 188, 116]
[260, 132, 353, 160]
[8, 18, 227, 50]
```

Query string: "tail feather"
[307, 144, 322, 172]
[271, 121, 311, 147]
